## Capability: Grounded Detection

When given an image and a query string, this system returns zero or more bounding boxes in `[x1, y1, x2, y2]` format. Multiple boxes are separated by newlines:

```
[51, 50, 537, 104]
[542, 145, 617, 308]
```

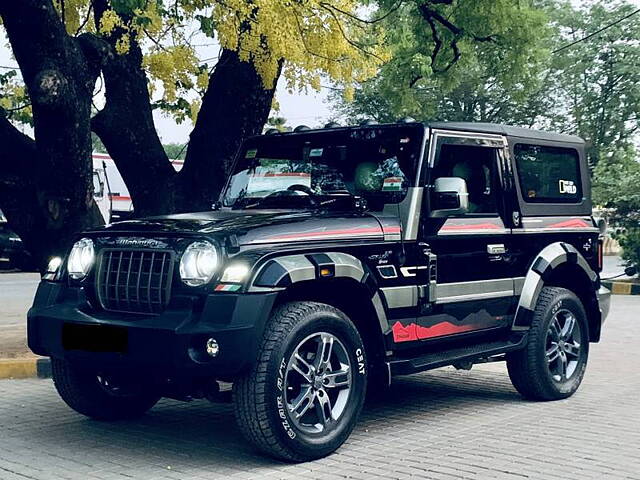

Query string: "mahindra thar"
[28, 121, 610, 461]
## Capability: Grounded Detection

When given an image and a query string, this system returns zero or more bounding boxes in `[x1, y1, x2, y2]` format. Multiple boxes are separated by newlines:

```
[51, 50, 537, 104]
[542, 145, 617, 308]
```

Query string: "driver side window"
[431, 144, 499, 215]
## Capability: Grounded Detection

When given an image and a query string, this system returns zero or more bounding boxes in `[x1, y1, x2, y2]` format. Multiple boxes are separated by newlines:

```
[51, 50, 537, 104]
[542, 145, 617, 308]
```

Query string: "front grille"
[96, 249, 174, 315]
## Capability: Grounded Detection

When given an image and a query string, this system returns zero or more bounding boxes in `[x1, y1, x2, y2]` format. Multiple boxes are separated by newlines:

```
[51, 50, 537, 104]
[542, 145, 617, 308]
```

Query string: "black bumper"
[27, 281, 278, 379]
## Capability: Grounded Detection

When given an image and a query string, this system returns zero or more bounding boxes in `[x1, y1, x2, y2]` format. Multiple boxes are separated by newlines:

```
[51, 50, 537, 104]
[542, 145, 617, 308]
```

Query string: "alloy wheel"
[284, 332, 352, 434]
[545, 309, 583, 382]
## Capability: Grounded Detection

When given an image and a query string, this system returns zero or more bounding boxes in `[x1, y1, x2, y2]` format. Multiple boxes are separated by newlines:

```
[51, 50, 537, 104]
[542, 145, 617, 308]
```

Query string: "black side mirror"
[625, 266, 638, 277]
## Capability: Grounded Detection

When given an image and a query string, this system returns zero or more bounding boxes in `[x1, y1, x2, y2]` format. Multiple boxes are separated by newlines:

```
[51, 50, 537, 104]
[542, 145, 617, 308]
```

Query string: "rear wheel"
[233, 302, 367, 462]
[507, 287, 589, 401]
[51, 359, 160, 420]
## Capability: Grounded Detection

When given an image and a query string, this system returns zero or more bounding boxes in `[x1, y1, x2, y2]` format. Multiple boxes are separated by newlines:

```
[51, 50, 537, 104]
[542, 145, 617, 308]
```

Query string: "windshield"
[222, 125, 424, 210]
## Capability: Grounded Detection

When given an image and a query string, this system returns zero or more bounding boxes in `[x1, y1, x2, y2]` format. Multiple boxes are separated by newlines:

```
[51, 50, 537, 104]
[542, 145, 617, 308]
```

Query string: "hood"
[96, 209, 400, 246]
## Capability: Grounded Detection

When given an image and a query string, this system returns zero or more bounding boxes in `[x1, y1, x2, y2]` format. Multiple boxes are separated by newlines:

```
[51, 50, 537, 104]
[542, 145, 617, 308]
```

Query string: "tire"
[51, 358, 160, 421]
[233, 302, 367, 462]
[507, 287, 589, 401]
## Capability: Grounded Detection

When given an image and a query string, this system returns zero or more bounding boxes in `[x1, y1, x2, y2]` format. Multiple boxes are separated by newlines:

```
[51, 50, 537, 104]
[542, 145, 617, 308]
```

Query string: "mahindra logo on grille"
[115, 238, 168, 249]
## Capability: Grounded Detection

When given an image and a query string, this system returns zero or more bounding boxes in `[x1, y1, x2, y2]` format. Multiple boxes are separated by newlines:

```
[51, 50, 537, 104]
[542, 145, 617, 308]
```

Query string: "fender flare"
[513, 242, 597, 330]
[248, 252, 390, 335]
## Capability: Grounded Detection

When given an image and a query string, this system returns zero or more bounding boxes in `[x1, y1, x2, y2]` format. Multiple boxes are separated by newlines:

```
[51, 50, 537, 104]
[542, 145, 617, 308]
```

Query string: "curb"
[602, 281, 640, 295]
[0, 358, 51, 380]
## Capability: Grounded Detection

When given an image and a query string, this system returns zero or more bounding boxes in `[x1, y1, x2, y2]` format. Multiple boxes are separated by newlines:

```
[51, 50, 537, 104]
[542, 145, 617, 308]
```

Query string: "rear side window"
[514, 144, 582, 203]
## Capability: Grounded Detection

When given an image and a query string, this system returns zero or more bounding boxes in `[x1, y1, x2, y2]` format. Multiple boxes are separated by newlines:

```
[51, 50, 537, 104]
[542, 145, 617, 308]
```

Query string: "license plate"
[62, 323, 128, 353]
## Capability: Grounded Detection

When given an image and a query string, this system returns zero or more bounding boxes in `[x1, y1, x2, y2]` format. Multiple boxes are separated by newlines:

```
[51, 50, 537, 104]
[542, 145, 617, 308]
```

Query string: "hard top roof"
[427, 121, 585, 145]
[258, 121, 584, 145]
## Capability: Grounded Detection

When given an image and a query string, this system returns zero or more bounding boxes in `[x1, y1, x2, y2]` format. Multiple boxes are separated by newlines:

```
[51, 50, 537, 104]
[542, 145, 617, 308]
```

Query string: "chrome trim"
[428, 129, 508, 168]
[435, 278, 514, 305]
[380, 285, 418, 309]
[400, 265, 428, 278]
[376, 265, 398, 279]
[487, 244, 506, 255]
[402, 187, 424, 241]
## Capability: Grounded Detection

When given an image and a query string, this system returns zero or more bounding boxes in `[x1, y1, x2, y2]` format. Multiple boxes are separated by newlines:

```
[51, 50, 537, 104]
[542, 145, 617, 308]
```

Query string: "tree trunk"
[0, 0, 103, 268]
[90, 40, 177, 217]
[179, 49, 280, 211]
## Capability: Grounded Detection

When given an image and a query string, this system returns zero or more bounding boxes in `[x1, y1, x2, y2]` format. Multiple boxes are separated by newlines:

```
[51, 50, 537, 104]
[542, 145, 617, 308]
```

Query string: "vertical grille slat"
[96, 249, 174, 315]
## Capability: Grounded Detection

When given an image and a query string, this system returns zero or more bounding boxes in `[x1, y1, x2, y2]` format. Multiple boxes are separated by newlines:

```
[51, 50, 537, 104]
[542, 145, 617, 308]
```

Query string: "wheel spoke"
[564, 341, 581, 358]
[559, 353, 568, 380]
[315, 334, 334, 371]
[549, 317, 562, 341]
[289, 386, 315, 419]
[291, 353, 314, 382]
[323, 366, 351, 389]
[561, 314, 576, 340]
[315, 389, 332, 426]
[546, 343, 560, 363]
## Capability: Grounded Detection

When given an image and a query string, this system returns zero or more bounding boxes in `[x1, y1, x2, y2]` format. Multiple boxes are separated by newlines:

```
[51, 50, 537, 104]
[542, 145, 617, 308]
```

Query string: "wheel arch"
[514, 242, 601, 341]
[247, 252, 389, 366]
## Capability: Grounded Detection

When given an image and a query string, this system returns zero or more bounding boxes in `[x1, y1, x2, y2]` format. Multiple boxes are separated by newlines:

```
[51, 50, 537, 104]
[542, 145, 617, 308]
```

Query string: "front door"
[392, 130, 517, 346]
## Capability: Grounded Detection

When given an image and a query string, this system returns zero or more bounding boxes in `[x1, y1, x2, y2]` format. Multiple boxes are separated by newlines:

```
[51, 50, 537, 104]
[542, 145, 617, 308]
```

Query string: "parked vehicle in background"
[30, 122, 610, 461]
[0, 210, 34, 271]
[92, 153, 183, 223]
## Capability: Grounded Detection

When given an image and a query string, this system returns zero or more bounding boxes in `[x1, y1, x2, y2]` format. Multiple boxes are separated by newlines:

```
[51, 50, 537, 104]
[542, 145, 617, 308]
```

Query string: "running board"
[388, 334, 528, 376]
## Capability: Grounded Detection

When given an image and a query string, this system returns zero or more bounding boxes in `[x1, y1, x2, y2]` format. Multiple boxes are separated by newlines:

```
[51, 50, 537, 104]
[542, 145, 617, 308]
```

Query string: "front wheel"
[233, 302, 367, 462]
[51, 359, 160, 420]
[507, 287, 589, 401]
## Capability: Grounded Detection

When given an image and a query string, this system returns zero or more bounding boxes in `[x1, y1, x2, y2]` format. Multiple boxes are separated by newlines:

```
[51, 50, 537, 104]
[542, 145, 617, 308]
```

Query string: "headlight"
[67, 238, 95, 280]
[180, 241, 219, 286]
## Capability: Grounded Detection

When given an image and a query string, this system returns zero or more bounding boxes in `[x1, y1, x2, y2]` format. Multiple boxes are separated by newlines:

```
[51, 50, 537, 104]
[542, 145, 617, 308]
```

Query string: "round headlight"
[68, 238, 95, 280]
[180, 241, 219, 286]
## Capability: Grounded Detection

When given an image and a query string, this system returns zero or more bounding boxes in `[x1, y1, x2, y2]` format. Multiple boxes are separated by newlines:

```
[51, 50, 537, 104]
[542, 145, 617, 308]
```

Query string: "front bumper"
[27, 281, 277, 379]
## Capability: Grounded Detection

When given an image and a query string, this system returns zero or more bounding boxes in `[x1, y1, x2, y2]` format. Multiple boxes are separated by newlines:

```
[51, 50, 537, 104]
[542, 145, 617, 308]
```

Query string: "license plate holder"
[62, 323, 128, 353]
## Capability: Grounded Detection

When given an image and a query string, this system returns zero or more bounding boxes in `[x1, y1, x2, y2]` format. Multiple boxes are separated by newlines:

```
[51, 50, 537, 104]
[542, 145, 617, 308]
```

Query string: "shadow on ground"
[27, 368, 520, 469]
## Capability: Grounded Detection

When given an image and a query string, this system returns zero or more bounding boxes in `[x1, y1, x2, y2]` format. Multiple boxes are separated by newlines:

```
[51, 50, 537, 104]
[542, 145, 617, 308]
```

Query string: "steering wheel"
[286, 184, 314, 195]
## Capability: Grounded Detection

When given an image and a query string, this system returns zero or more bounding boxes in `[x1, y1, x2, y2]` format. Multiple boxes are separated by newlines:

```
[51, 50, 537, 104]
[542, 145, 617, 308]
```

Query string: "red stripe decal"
[547, 218, 590, 229]
[268, 227, 382, 241]
[392, 321, 477, 342]
[441, 222, 501, 231]
[109, 195, 132, 201]
[383, 226, 401, 234]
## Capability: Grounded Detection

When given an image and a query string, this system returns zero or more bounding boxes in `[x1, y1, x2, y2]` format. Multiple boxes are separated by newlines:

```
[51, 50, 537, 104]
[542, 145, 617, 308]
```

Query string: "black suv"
[0, 209, 32, 270]
[29, 122, 610, 461]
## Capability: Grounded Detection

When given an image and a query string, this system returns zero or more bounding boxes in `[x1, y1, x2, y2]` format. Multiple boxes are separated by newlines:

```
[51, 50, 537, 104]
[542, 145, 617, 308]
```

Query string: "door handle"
[487, 244, 506, 255]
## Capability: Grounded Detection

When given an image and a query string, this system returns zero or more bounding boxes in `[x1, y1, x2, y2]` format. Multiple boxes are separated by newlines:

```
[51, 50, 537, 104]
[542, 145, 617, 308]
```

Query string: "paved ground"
[0, 296, 638, 480]
[0, 272, 39, 358]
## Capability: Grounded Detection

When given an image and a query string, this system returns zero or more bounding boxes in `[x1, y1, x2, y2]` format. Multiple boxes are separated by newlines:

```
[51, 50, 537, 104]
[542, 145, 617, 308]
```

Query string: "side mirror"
[625, 265, 638, 277]
[430, 177, 469, 218]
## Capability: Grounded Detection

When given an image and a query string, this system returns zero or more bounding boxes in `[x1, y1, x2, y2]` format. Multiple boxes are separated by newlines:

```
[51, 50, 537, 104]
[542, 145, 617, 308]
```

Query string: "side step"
[388, 333, 528, 376]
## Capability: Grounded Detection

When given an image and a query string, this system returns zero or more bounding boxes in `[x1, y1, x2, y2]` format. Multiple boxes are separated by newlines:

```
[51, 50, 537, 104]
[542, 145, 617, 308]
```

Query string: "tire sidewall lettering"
[270, 312, 366, 449]
[276, 357, 296, 439]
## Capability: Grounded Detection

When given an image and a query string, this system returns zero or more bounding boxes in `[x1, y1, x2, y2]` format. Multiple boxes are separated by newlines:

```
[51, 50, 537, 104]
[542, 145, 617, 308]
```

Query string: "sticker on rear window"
[559, 180, 577, 194]
[245, 149, 257, 159]
[309, 148, 323, 157]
